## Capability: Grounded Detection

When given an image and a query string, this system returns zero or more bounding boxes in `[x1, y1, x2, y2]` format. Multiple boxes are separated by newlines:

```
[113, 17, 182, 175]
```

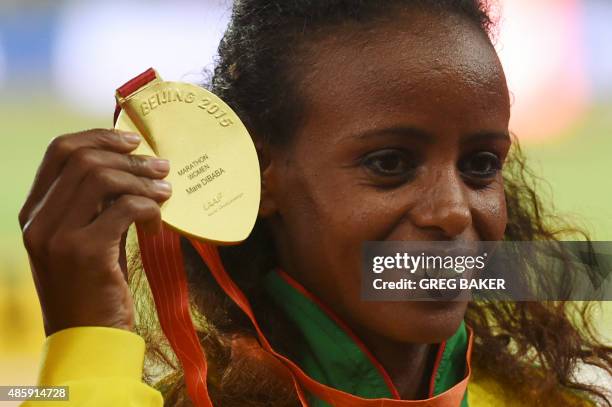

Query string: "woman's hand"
[18, 129, 172, 336]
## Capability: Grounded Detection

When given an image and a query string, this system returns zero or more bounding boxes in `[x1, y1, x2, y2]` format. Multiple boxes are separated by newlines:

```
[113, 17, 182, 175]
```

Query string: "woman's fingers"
[19, 128, 142, 230]
[61, 167, 172, 229]
[25, 148, 170, 238]
[19, 128, 175, 336]
[86, 194, 164, 242]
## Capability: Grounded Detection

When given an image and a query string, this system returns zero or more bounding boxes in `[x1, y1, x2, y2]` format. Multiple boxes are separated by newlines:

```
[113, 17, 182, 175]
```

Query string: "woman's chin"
[357, 300, 469, 344]
[410, 301, 469, 343]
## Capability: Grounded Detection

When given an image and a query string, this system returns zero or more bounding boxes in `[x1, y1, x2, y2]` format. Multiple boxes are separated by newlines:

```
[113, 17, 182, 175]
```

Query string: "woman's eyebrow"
[461, 131, 511, 145]
[351, 126, 435, 144]
[350, 127, 511, 145]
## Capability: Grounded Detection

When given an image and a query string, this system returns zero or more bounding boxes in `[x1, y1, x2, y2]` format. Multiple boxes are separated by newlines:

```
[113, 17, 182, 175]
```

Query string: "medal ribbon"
[115, 69, 472, 407]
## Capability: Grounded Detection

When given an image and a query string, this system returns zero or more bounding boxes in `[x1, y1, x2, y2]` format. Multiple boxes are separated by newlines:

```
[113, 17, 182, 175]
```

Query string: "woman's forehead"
[291, 15, 509, 140]
[296, 12, 506, 103]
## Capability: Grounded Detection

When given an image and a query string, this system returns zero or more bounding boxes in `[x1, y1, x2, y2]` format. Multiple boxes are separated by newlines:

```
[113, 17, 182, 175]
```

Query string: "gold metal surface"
[114, 75, 260, 244]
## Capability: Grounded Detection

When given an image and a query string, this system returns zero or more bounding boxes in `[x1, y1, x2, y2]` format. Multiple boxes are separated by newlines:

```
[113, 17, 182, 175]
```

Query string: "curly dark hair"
[126, 1, 612, 406]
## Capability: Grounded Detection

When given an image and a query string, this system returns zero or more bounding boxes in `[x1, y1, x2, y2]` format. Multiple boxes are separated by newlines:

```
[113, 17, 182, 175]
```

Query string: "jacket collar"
[263, 269, 470, 406]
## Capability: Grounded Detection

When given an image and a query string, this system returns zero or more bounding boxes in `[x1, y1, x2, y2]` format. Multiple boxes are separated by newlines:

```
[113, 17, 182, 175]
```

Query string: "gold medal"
[114, 70, 260, 244]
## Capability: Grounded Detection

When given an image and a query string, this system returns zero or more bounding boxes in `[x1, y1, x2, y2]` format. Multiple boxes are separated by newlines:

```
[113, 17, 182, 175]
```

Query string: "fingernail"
[123, 133, 141, 145]
[151, 158, 170, 172]
[153, 179, 172, 194]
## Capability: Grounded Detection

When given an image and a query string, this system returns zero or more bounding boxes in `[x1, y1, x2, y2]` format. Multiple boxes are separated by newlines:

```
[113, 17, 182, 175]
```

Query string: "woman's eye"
[361, 149, 417, 178]
[460, 151, 502, 179]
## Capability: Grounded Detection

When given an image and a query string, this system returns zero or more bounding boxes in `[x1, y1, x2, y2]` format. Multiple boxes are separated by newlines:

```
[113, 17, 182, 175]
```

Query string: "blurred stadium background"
[0, 0, 611, 404]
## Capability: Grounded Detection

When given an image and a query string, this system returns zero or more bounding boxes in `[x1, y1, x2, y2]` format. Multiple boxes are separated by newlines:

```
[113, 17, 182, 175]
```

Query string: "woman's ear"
[254, 138, 279, 218]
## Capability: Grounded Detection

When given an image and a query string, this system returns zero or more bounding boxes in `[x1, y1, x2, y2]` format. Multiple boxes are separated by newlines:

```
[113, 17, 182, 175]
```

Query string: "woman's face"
[260, 10, 511, 343]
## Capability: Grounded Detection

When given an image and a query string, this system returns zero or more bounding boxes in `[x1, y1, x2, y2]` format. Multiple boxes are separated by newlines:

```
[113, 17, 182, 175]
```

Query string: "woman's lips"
[405, 242, 482, 301]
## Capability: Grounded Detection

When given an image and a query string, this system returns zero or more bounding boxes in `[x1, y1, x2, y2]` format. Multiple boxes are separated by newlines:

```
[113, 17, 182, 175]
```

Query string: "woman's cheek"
[472, 185, 507, 241]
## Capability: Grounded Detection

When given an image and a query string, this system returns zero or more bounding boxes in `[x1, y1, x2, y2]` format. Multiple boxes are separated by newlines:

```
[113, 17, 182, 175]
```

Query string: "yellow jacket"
[22, 326, 575, 407]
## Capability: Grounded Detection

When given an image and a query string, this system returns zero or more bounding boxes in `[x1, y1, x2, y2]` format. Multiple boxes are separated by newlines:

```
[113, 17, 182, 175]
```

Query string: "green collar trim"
[263, 270, 469, 404]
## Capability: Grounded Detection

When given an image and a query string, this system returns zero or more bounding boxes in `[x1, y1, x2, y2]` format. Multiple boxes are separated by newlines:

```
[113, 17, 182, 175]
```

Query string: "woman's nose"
[409, 167, 472, 239]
